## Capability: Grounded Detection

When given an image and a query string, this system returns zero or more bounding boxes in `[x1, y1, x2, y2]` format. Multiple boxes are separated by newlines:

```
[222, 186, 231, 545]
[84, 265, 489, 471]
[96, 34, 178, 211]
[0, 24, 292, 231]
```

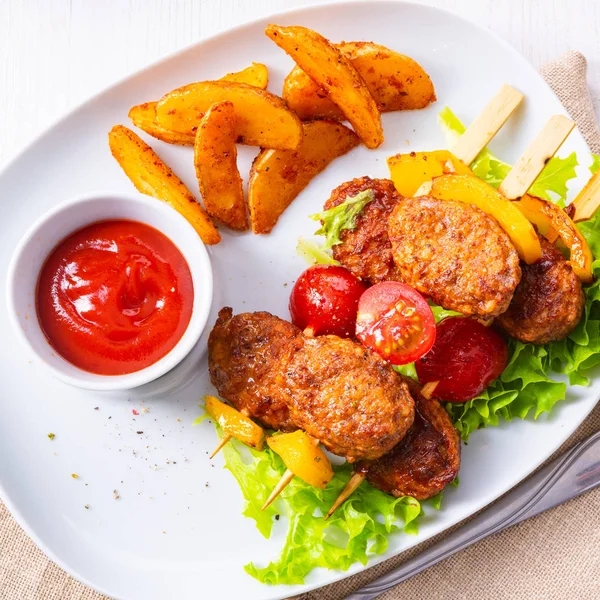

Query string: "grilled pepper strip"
[205, 395, 264, 450]
[267, 430, 333, 489]
[430, 174, 542, 264]
[513, 194, 594, 283]
[387, 150, 472, 197]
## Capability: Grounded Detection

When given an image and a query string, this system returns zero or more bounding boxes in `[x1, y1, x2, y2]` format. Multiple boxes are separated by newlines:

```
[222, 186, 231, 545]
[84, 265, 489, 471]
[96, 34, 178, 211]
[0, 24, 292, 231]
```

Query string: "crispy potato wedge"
[154, 81, 302, 149]
[387, 150, 471, 196]
[128, 64, 270, 146]
[284, 42, 436, 121]
[194, 102, 247, 231]
[129, 102, 194, 145]
[265, 25, 383, 149]
[221, 62, 268, 88]
[108, 125, 220, 245]
[248, 120, 359, 234]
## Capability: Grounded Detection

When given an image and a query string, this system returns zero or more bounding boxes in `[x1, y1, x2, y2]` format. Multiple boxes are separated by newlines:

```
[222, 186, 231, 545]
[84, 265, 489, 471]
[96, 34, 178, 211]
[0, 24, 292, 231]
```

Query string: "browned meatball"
[388, 196, 521, 318]
[496, 236, 585, 344]
[324, 176, 404, 284]
[360, 379, 461, 500]
[277, 335, 415, 461]
[208, 307, 301, 431]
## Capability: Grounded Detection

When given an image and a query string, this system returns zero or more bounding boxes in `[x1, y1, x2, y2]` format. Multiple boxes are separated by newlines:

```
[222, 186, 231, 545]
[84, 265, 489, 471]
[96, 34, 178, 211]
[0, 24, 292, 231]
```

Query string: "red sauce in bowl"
[36, 220, 193, 375]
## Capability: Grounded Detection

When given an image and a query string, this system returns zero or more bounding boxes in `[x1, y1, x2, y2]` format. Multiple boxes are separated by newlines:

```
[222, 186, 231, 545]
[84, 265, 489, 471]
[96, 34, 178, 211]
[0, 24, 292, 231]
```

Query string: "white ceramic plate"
[0, 2, 597, 599]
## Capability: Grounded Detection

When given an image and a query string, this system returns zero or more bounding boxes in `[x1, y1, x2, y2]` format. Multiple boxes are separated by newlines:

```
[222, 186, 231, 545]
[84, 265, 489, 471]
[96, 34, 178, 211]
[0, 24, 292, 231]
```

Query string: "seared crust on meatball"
[277, 335, 415, 461]
[325, 176, 404, 284]
[496, 236, 585, 344]
[388, 196, 521, 318]
[208, 307, 301, 431]
[360, 379, 460, 500]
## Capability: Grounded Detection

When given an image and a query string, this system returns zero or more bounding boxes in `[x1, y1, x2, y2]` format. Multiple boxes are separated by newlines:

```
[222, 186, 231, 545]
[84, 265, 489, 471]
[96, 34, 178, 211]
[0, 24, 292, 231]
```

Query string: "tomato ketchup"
[36, 220, 193, 375]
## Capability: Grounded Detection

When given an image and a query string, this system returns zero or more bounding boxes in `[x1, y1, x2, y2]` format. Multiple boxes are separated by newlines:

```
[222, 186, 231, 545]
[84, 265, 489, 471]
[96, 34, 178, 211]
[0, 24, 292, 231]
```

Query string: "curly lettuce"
[218, 435, 421, 585]
[310, 189, 374, 249]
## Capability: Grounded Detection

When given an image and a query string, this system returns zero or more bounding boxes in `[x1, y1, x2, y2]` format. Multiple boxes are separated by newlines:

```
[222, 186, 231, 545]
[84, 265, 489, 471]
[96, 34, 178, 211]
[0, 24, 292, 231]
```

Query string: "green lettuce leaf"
[311, 189, 375, 250]
[591, 154, 600, 174]
[528, 153, 579, 202]
[218, 436, 422, 585]
[296, 237, 339, 266]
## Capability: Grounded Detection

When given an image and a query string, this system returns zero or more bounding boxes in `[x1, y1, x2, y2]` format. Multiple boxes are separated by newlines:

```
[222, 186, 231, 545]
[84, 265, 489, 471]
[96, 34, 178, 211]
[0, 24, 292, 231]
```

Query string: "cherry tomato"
[289, 265, 368, 337]
[355, 282, 436, 365]
[415, 317, 508, 403]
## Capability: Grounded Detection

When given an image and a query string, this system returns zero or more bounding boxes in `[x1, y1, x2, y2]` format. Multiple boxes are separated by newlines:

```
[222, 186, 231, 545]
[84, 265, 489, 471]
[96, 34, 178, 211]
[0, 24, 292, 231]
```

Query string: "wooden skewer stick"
[262, 469, 295, 511]
[325, 471, 366, 519]
[325, 381, 440, 520]
[210, 434, 232, 459]
[573, 170, 600, 222]
[420, 381, 439, 399]
[451, 84, 524, 165]
[498, 114, 575, 200]
[261, 435, 321, 511]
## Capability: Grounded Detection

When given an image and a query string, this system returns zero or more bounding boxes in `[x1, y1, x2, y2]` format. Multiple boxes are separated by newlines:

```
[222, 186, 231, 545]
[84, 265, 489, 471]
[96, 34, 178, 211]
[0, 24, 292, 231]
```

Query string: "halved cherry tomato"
[289, 265, 367, 337]
[355, 282, 435, 365]
[415, 317, 508, 403]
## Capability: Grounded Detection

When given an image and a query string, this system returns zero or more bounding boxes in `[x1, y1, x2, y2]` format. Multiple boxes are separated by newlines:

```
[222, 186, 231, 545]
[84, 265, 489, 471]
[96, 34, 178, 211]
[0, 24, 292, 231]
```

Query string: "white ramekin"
[6, 191, 213, 391]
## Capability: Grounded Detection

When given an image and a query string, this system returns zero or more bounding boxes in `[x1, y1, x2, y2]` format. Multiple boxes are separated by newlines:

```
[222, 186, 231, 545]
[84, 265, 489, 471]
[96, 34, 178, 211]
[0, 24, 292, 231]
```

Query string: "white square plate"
[0, 2, 597, 599]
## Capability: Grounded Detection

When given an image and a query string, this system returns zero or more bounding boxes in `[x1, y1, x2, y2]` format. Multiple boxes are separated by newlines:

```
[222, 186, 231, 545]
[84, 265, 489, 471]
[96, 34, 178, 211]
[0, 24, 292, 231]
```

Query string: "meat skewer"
[208, 308, 416, 502]
[327, 112, 578, 518]
[326, 378, 460, 519]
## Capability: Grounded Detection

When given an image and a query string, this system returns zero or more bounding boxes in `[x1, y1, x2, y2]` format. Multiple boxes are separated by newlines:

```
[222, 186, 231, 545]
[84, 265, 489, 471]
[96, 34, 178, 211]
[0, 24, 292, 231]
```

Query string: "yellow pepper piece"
[513, 195, 594, 283]
[430, 174, 542, 264]
[205, 396, 264, 450]
[387, 150, 472, 197]
[267, 431, 333, 489]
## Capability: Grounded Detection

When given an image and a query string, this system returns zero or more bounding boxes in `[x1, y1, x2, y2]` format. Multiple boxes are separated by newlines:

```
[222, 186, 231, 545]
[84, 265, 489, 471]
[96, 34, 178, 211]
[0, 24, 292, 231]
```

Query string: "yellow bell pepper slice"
[205, 396, 264, 450]
[387, 150, 472, 197]
[513, 195, 594, 283]
[267, 431, 333, 489]
[430, 174, 542, 264]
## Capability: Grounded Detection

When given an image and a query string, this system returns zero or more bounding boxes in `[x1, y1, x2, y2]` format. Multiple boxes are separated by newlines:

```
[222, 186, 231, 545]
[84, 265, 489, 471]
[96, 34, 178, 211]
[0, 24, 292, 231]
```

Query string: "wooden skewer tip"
[209, 433, 233, 459]
[262, 469, 295, 511]
[325, 471, 367, 520]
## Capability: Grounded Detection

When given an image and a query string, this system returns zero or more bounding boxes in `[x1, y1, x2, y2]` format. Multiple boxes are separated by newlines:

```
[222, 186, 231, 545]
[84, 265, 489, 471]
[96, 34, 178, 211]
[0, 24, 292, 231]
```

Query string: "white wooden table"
[1, 0, 599, 166]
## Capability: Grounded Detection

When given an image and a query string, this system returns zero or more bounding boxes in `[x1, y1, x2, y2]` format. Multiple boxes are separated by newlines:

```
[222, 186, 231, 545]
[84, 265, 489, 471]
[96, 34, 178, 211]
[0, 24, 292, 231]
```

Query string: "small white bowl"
[6, 191, 213, 391]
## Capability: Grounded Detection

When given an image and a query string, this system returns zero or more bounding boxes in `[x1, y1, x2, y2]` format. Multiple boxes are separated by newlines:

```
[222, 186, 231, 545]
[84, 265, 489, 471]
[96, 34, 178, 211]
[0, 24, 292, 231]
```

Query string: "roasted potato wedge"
[221, 62, 268, 89]
[194, 102, 247, 231]
[129, 102, 194, 145]
[284, 42, 436, 121]
[108, 125, 221, 245]
[265, 24, 383, 149]
[248, 120, 359, 233]
[128, 64, 270, 146]
[154, 81, 302, 150]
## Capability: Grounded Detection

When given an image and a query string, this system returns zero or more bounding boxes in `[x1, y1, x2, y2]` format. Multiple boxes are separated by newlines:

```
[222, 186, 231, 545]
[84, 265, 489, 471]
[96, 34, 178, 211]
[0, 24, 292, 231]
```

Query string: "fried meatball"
[208, 307, 301, 431]
[324, 176, 404, 284]
[277, 335, 415, 461]
[496, 236, 585, 344]
[360, 379, 461, 500]
[388, 196, 521, 318]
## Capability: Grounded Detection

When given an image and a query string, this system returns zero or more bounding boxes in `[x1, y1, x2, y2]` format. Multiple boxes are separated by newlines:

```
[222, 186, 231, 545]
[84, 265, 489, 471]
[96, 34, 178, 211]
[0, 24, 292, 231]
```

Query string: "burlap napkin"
[2, 51, 599, 600]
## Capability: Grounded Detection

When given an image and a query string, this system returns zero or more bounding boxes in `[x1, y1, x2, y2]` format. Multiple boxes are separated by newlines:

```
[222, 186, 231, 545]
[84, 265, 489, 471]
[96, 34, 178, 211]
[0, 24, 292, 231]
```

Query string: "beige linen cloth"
[2, 51, 600, 600]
